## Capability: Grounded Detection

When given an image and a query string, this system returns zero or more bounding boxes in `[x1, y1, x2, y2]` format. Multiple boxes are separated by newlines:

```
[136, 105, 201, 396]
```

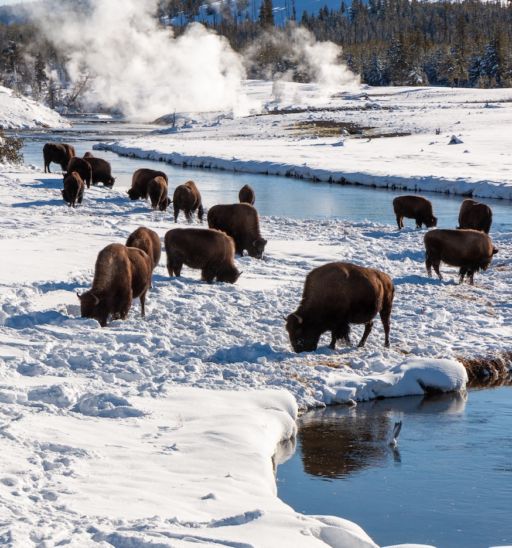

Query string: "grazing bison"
[207, 203, 267, 258]
[128, 168, 168, 200]
[66, 157, 93, 188]
[84, 157, 115, 187]
[83, 151, 94, 158]
[148, 176, 170, 211]
[78, 243, 152, 327]
[458, 199, 493, 234]
[126, 226, 161, 270]
[43, 143, 76, 173]
[286, 262, 394, 353]
[393, 195, 437, 229]
[239, 184, 255, 205]
[424, 229, 498, 285]
[164, 228, 240, 283]
[172, 181, 204, 223]
[62, 171, 84, 208]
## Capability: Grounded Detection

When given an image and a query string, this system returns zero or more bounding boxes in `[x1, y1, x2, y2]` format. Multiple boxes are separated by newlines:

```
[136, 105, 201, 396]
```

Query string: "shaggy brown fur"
[128, 168, 168, 200]
[164, 228, 240, 283]
[238, 184, 255, 205]
[62, 171, 84, 208]
[126, 227, 161, 270]
[78, 243, 152, 327]
[458, 199, 493, 234]
[84, 157, 115, 187]
[393, 195, 437, 229]
[43, 143, 76, 173]
[424, 228, 498, 284]
[66, 157, 93, 188]
[172, 181, 204, 222]
[148, 176, 170, 211]
[207, 203, 267, 258]
[83, 151, 94, 158]
[286, 262, 394, 352]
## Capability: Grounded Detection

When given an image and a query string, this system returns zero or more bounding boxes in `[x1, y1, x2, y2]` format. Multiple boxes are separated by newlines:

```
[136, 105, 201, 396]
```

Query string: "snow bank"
[98, 82, 512, 200]
[0, 86, 69, 129]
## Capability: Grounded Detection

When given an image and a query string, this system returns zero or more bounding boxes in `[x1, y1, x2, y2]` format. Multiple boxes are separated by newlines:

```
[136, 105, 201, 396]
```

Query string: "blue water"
[277, 388, 512, 548]
[12, 122, 512, 232]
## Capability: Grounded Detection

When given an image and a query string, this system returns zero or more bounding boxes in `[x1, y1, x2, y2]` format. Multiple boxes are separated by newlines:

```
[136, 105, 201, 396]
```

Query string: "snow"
[0, 85, 69, 130]
[99, 82, 512, 200]
[1, 83, 511, 545]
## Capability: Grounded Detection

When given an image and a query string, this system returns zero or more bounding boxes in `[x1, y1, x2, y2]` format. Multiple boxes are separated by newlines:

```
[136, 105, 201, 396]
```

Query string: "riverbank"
[98, 82, 512, 200]
[1, 163, 497, 546]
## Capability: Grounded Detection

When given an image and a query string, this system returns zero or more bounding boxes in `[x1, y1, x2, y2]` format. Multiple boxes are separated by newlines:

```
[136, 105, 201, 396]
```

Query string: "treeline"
[208, 0, 512, 88]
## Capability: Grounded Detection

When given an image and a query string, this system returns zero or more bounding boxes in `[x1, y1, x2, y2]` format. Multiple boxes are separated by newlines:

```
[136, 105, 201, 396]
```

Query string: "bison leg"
[358, 321, 374, 347]
[459, 267, 467, 284]
[329, 332, 336, 350]
[331, 324, 350, 349]
[167, 257, 182, 277]
[425, 254, 432, 277]
[140, 290, 147, 318]
[174, 205, 180, 223]
[433, 261, 443, 280]
[185, 209, 193, 223]
[380, 309, 392, 347]
[198, 204, 204, 223]
[395, 215, 402, 230]
[201, 268, 215, 283]
[415, 218, 422, 229]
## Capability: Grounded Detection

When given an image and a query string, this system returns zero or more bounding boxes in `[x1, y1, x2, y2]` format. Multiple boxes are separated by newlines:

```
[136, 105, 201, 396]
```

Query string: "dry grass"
[459, 351, 512, 388]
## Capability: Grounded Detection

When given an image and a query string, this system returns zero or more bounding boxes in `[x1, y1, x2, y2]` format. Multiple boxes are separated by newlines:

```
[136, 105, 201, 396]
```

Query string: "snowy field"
[0, 86, 69, 130]
[1, 82, 511, 546]
[101, 82, 512, 200]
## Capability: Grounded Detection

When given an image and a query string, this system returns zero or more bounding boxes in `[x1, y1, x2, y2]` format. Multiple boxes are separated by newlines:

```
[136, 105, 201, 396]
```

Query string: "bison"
[78, 243, 152, 327]
[458, 199, 493, 234]
[43, 143, 76, 173]
[66, 157, 93, 188]
[239, 184, 255, 205]
[286, 262, 394, 353]
[207, 203, 267, 258]
[128, 168, 168, 201]
[148, 176, 170, 211]
[83, 151, 94, 158]
[393, 195, 437, 229]
[126, 226, 161, 270]
[172, 181, 204, 223]
[164, 228, 240, 283]
[62, 171, 84, 208]
[84, 157, 115, 188]
[424, 229, 498, 284]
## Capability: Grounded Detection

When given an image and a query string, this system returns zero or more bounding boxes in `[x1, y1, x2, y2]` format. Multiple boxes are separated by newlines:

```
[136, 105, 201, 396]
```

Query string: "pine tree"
[259, 0, 274, 28]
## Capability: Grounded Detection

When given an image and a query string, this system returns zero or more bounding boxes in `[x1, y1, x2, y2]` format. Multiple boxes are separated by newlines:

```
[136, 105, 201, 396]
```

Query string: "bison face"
[286, 313, 320, 353]
[127, 188, 139, 200]
[249, 238, 268, 259]
[78, 291, 107, 326]
[427, 216, 438, 228]
[106, 177, 115, 188]
[218, 267, 242, 284]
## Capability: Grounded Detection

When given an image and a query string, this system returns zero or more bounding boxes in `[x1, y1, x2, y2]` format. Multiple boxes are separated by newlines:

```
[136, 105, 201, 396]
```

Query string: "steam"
[31, 1, 359, 119]
[32, 0, 247, 120]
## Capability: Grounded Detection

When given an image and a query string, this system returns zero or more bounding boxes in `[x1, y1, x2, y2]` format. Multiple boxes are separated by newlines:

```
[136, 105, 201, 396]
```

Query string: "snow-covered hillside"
[0, 86, 68, 130]
[101, 82, 512, 200]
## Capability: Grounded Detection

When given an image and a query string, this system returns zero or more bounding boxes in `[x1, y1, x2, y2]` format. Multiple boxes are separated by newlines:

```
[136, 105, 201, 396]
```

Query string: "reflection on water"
[10, 125, 512, 230]
[277, 388, 512, 548]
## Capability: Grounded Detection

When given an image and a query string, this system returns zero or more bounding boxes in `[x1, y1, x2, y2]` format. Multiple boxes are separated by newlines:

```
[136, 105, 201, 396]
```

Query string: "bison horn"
[493, 247, 499, 255]
[292, 313, 303, 324]
[76, 291, 82, 300]
[90, 293, 100, 305]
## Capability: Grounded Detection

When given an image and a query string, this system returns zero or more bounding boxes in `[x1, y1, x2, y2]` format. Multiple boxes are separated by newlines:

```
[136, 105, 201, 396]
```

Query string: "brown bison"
[84, 157, 115, 187]
[62, 171, 84, 208]
[164, 228, 240, 283]
[393, 195, 437, 229]
[458, 199, 493, 234]
[286, 262, 394, 352]
[173, 181, 204, 223]
[66, 157, 93, 188]
[424, 229, 498, 284]
[128, 168, 168, 200]
[207, 203, 267, 258]
[43, 143, 76, 173]
[239, 184, 255, 205]
[126, 226, 161, 270]
[148, 176, 170, 211]
[83, 151, 94, 158]
[78, 243, 152, 327]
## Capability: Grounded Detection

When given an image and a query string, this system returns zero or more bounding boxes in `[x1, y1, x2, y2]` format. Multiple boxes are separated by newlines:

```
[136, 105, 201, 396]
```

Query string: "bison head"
[426, 216, 438, 228]
[77, 291, 107, 326]
[105, 177, 115, 188]
[127, 188, 139, 200]
[249, 237, 268, 259]
[217, 266, 242, 284]
[286, 313, 320, 353]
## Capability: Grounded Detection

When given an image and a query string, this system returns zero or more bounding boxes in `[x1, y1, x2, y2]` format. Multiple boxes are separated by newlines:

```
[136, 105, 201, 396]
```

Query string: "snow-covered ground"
[0, 161, 509, 545]
[0, 86, 69, 129]
[100, 82, 512, 200]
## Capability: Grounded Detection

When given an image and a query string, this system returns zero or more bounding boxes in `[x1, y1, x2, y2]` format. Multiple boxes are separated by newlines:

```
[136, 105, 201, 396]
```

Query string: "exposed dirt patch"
[459, 351, 512, 388]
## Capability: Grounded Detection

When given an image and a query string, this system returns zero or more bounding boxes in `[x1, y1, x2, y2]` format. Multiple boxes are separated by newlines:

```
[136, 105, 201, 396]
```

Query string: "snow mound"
[73, 392, 145, 418]
[0, 86, 69, 129]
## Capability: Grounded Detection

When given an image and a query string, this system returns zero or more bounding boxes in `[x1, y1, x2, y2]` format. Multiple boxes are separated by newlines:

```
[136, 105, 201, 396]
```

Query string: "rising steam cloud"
[33, 0, 247, 120]
[32, 1, 359, 120]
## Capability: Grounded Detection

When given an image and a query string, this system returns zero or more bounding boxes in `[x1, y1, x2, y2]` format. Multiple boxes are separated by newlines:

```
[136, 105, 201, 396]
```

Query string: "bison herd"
[44, 142, 499, 353]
